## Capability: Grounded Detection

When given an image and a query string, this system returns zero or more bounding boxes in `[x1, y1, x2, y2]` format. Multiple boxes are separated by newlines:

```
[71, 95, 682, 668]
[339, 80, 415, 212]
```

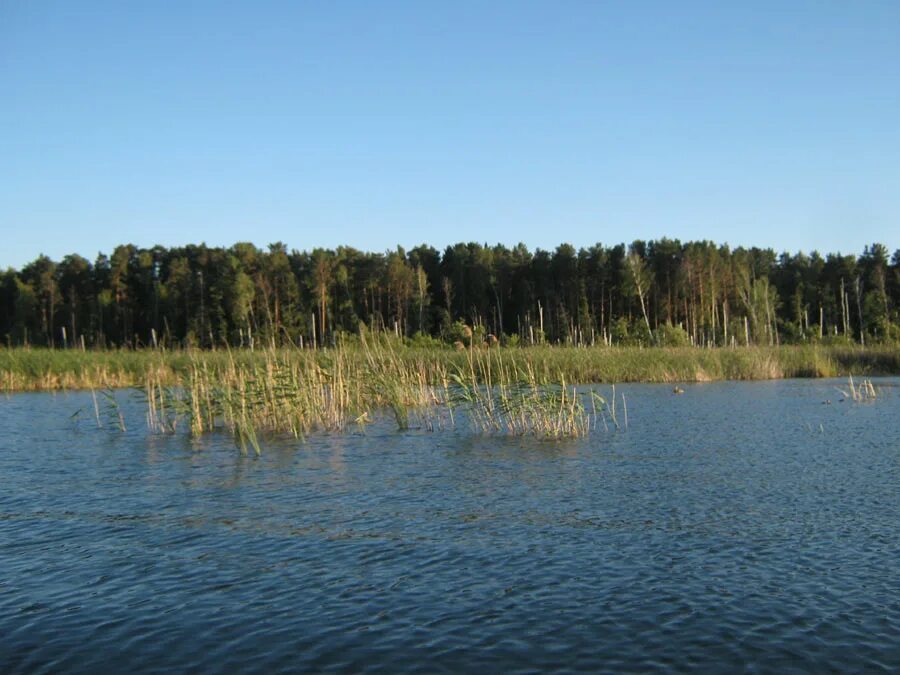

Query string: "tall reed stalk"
[138, 338, 623, 450]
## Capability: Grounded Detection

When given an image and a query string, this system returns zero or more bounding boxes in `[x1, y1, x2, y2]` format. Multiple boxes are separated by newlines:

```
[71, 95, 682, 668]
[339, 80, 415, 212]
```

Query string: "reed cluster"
[40, 340, 892, 451]
[837, 374, 878, 402]
[446, 347, 617, 438]
[135, 337, 629, 450]
[143, 336, 445, 451]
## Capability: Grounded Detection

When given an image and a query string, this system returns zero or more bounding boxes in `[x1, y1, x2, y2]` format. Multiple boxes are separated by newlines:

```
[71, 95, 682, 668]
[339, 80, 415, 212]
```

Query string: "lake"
[1, 378, 899, 672]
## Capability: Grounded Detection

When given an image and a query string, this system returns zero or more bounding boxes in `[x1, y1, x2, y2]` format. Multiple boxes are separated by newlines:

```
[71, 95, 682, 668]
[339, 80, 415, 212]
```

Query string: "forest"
[2, 240, 898, 350]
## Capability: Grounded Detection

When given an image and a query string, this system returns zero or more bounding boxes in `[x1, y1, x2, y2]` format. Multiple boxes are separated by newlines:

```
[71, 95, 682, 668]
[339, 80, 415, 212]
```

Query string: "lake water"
[2, 379, 899, 673]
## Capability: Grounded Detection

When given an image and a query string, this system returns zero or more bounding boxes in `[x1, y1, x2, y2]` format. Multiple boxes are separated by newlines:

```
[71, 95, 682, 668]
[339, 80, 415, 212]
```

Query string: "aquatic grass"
[836, 374, 878, 402]
[136, 339, 622, 448]
[12, 342, 899, 450]
[141, 338, 453, 450]
[445, 346, 613, 438]
[70, 387, 128, 431]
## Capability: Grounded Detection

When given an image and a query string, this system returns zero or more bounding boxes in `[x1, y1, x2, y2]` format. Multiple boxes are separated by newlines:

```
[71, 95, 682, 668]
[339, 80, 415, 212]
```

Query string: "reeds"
[6, 342, 897, 450]
[836, 374, 878, 402]
[136, 337, 627, 450]
[3, 344, 897, 393]
[445, 346, 611, 438]
[141, 337, 449, 451]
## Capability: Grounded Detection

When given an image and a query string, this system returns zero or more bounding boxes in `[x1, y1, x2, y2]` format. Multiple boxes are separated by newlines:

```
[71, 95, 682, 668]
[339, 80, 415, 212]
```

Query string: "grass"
[11, 340, 894, 449]
[137, 337, 614, 448]
[2, 343, 898, 392]
[446, 347, 609, 438]
[836, 374, 879, 402]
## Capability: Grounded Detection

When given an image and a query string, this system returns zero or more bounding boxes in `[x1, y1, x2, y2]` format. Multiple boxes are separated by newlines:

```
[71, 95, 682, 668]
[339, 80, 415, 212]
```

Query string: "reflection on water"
[1, 379, 899, 672]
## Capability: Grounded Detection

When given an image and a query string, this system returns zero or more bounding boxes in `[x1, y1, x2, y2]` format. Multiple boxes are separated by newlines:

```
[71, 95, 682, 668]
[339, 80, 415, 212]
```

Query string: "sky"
[1, 0, 899, 269]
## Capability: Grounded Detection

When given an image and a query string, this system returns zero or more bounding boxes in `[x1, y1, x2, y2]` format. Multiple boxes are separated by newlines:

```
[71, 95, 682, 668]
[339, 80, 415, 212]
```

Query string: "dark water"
[1, 379, 899, 673]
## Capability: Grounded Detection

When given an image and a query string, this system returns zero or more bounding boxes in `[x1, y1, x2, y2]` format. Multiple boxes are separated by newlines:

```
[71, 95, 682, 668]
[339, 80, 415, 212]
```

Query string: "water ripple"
[0, 379, 898, 672]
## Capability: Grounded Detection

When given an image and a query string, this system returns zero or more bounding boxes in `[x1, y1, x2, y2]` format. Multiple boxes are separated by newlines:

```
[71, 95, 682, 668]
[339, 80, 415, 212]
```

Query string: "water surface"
[1, 379, 899, 672]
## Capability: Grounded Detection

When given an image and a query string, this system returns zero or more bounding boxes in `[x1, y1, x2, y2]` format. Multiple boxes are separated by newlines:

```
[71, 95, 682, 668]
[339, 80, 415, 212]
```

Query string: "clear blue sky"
[2, 0, 898, 268]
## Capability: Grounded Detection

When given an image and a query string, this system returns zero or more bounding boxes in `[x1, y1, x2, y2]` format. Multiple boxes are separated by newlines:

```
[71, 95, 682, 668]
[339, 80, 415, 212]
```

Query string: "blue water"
[1, 379, 899, 672]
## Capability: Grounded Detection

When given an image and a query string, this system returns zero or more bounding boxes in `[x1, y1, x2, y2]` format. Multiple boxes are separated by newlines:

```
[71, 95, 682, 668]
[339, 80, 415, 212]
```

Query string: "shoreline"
[2, 344, 898, 392]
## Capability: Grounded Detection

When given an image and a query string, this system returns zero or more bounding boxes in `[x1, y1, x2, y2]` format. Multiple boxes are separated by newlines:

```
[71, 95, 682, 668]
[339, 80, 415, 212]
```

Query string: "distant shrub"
[820, 333, 855, 347]
[629, 320, 652, 347]
[887, 323, 900, 345]
[472, 324, 487, 345]
[778, 320, 803, 344]
[610, 317, 630, 345]
[655, 324, 690, 347]
[728, 319, 750, 345]
[408, 332, 444, 349]
[610, 318, 653, 346]
[445, 320, 467, 345]
[804, 325, 822, 343]
[441, 321, 498, 347]
[334, 329, 363, 347]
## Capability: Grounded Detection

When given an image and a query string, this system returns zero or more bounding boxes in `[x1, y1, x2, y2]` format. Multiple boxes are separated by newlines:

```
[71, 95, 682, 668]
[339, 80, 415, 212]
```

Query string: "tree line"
[2, 240, 898, 349]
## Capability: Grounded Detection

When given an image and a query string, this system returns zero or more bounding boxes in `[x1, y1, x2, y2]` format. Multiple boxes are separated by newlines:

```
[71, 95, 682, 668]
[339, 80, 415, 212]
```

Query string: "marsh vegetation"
[27, 335, 890, 451]
[2, 340, 898, 393]
[138, 336, 618, 449]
